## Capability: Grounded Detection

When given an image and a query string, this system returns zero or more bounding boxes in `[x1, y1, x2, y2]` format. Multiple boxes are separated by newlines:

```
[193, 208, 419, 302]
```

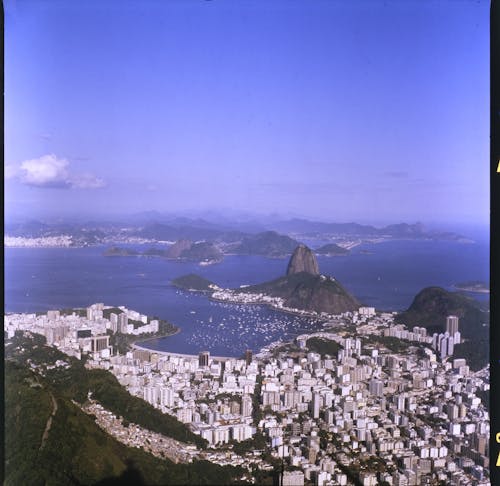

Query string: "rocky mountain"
[174, 244, 359, 315]
[239, 245, 359, 314]
[180, 242, 223, 262]
[241, 272, 360, 315]
[166, 239, 193, 258]
[396, 286, 489, 370]
[395, 286, 488, 339]
[286, 245, 320, 276]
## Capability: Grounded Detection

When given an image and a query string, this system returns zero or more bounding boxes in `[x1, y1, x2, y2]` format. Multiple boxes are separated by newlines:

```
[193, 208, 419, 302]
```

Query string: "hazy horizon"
[5, 0, 489, 226]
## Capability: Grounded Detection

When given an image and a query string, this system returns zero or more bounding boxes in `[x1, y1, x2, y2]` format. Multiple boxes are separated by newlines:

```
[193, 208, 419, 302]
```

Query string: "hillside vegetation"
[5, 334, 248, 485]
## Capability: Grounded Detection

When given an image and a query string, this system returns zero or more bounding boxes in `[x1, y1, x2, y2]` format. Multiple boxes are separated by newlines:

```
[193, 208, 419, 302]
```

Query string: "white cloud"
[20, 154, 71, 188]
[69, 173, 106, 189]
[13, 154, 105, 189]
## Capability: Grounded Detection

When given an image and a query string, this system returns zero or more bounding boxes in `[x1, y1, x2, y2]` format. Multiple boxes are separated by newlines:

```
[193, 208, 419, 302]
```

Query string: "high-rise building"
[91, 335, 110, 352]
[199, 351, 210, 367]
[109, 313, 119, 333]
[311, 392, 321, 419]
[369, 379, 384, 397]
[446, 315, 459, 335]
[245, 349, 253, 366]
[47, 310, 60, 321]
[242, 394, 253, 417]
[118, 313, 128, 333]
[283, 471, 305, 486]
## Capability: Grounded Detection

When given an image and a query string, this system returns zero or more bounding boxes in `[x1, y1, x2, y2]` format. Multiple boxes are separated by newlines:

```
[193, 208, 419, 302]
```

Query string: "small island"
[103, 246, 139, 257]
[171, 274, 220, 293]
[315, 243, 350, 256]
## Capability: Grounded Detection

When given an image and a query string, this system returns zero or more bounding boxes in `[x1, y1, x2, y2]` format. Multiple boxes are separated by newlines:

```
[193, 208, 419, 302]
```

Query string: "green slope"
[5, 336, 248, 485]
[240, 272, 360, 314]
[395, 286, 489, 370]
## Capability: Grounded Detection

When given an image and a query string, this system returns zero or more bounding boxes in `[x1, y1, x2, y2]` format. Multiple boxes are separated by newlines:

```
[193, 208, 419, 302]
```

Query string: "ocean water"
[4, 237, 489, 357]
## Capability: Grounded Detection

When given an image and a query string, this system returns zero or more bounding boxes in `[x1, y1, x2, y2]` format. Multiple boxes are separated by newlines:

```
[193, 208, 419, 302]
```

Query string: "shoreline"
[133, 339, 237, 362]
[453, 285, 490, 294]
[133, 326, 181, 346]
[210, 294, 326, 320]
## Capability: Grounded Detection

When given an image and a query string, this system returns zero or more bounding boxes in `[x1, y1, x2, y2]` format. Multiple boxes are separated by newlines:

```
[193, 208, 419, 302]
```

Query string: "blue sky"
[5, 0, 489, 225]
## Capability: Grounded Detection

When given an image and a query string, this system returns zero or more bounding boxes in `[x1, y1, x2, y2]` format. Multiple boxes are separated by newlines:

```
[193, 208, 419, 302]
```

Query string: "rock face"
[180, 242, 223, 262]
[166, 239, 193, 258]
[286, 245, 320, 276]
[239, 244, 360, 314]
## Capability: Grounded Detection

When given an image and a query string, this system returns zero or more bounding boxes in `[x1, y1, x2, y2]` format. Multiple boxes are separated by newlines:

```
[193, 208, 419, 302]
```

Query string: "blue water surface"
[5, 237, 488, 356]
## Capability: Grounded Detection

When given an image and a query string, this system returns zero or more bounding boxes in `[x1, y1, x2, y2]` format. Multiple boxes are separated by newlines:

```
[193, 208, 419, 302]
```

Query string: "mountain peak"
[286, 245, 320, 276]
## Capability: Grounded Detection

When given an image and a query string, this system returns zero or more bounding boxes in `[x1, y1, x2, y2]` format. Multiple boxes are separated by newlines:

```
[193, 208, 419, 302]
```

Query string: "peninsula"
[173, 244, 360, 316]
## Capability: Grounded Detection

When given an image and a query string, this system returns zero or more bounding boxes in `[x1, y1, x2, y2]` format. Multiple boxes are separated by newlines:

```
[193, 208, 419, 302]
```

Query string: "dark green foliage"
[6, 333, 205, 446]
[453, 340, 489, 371]
[231, 432, 267, 455]
[108, 332, 131, 355]
[396, 286, 489, 369]
[271, 342, 302, 358]
[86, 369, 207, 448]
[252, 373, 263, 425]
[476, 389, 489, 412]
[4, 362, 53, 486]
[395, 287, 489, 339]
[102, 307, 124, 319]
[5, 361, 247, 485]
[5, 335, 248, 485]
[361, 335, 414, 353]
[306, 337, 342, 356]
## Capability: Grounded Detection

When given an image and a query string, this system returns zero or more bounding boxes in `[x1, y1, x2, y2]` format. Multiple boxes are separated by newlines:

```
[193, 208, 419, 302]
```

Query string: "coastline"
[133, 326, 181, 346]
[133, 339, 236, 362]
[453, 285, 490, 294]
[209, 294, 327, 320]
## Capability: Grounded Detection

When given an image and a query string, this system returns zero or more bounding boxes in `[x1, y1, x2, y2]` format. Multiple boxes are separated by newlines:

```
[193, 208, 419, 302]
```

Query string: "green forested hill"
[5, 336, 248, 485]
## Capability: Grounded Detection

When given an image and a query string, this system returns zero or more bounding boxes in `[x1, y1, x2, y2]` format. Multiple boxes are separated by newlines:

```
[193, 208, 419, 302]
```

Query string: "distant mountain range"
[5, 216, 470, 249]
[270, 219, 469, 241]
